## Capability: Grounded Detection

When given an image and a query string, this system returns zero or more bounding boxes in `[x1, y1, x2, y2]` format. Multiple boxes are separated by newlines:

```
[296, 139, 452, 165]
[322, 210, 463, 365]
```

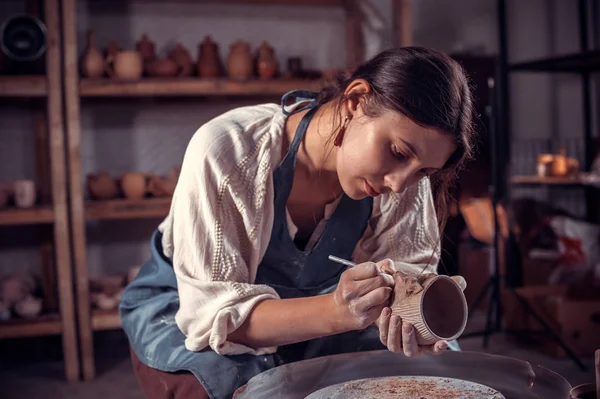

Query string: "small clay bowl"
[570, 384, 597, 399]
[393, 274, 468, 345]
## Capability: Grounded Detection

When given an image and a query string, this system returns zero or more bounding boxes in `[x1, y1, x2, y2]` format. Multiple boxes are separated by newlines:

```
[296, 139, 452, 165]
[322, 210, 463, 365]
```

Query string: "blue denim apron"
[120, 91, 383, 399]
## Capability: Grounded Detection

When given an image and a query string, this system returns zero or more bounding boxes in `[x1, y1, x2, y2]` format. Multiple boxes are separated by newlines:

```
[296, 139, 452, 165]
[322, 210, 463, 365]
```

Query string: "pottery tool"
[328, 255, 395, 285]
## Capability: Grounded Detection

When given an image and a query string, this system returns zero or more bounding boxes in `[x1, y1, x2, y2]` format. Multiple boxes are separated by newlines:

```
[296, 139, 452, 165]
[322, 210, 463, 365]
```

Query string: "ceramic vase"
[227, 40, 253, 82]
[0, 183, 11, 208]
[197, 36, 221, 78]
[256, 41, 278, 79]
[136, 33, 156, 64]
[147, 58, 180, 77]
[80, 29, 104, 78]
[391, 273, 467, 345]
[13, 180, 36, 208]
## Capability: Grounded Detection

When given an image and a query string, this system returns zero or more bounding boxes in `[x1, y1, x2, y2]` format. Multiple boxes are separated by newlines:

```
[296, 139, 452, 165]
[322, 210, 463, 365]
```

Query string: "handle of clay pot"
[105, 54, 115, 77]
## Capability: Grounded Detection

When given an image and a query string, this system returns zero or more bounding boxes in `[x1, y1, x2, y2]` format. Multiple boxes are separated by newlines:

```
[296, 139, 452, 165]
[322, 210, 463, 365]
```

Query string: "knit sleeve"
[163, 115, 281, 356]
[352, 178, 440, 274]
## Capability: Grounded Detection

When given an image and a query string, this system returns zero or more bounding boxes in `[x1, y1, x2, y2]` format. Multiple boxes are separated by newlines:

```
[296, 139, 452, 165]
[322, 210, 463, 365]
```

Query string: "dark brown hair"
[317, 46, 476, 236]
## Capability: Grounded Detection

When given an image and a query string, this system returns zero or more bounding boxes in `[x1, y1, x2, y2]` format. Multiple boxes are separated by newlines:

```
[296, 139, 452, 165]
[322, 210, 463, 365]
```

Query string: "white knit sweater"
[158, 102, 440, 356]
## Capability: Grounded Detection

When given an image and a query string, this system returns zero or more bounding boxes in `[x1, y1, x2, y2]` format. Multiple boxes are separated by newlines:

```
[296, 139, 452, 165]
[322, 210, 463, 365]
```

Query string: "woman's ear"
[343, 78, 371, 114]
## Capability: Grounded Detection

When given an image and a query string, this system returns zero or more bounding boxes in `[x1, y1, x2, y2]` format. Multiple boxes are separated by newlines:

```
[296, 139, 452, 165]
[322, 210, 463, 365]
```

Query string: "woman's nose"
[385, 169, 421, 194]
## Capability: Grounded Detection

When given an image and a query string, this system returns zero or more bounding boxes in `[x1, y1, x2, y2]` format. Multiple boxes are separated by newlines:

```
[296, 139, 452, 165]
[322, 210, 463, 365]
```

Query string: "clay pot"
[105, 50, 143, 80]
[13, 179, 36, 208]
[147, 57, 180, 77]
[536, 154, 554, 177]
[391, 273, 467, 345]
[256, 41, 278, 79]
[120, 172, 147, 199]
[80, 29, 104, 78]
[569, 383, 597, 399]
[227, 40, 253, 82]
[197, 36, 221, 78]
[169, 43, 193, 77]
[89, 275, 125, 296]
[14, 295, 43, 319]
[1, 273, 35, 307]
[136, 33, 156, 64]
[87, 172, 118, 200]
[197, 37, 221, 77]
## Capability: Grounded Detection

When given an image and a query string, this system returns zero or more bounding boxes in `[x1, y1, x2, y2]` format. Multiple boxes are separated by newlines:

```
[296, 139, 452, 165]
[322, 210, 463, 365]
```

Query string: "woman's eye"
[392, 145, 406, 160]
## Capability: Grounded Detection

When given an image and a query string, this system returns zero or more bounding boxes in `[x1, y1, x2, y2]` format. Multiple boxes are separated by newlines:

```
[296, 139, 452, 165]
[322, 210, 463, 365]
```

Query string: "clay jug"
[104, 41, 121, 59]
[81, 30, 104, 78]
[197, 36, 221, 78]
[136, 33, 155, 64]
[227, 40, 253, 82]
[169, 43, 193, 77]
[105, 50, 143, 80]
[552, 146, 569, 177]
[256, 41, 278, 79]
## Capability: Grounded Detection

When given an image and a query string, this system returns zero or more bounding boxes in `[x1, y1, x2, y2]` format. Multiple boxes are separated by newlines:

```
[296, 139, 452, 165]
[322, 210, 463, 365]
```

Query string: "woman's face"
[336, 107, 457, 200]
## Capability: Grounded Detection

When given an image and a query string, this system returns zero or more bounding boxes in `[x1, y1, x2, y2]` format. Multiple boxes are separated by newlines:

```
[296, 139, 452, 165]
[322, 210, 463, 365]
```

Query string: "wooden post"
[44, 0, 80, 382]
[343, 0, 364, 71]
[393, 0, 413, 47]
[61, 0, 96, 381]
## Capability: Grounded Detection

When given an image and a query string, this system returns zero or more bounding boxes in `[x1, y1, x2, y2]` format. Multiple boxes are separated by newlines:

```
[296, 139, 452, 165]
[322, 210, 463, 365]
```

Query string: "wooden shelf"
[91, 309, 121, 331]
[0, 314, 62, 339]
[0, 76, 48, 97]
[79, 78, 325, 97]
[119, 0, 343, 6]
[0, 205, 54, 226]
[85, 197, 172, 221]
[511, 175, 584, 185]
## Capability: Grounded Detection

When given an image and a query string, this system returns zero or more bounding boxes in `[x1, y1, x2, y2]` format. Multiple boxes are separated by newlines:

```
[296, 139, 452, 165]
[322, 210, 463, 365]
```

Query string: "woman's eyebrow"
[399, 138, 420, 159]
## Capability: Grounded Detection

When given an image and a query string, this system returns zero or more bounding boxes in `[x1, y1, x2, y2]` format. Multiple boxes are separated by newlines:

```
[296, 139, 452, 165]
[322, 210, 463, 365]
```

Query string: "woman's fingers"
[450, 275, 467, 291]
[353, 286, 392, 314]
[378, 307, 391, 346]
[416, 340, 448, 356]
[354, 274, 394, 297]
[345, 262, 379, 281]
[402, 322, 420, 357]
[388, 315, 403, 353]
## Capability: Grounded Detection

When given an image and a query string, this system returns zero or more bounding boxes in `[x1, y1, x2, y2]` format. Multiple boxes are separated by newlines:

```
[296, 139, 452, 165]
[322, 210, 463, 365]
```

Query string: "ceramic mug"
[105, 50, 143, 80]
[13, 180, 36, 208]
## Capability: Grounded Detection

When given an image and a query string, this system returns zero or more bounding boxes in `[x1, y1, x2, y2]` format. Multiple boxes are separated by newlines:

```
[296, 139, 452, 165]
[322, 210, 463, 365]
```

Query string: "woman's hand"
[331, 260, 394, 331]
[376, 269, 467, 358]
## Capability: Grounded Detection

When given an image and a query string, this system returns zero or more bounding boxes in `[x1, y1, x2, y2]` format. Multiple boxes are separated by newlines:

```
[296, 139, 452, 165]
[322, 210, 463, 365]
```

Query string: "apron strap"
[281, 90, 319, 116]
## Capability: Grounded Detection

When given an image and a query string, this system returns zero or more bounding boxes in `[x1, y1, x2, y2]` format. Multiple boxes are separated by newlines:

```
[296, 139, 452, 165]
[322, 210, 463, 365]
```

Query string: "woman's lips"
[364, 180, 380, 197]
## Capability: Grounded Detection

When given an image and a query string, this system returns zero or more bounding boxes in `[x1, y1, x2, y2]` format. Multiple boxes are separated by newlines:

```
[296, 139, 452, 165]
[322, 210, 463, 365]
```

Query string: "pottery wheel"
[232, 350, 572, 399]
[306, 376, 505, 399]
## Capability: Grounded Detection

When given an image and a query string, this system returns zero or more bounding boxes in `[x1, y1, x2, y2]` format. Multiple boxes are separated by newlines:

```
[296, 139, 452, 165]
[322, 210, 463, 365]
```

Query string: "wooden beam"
[45, 0, 80, 382]
[61, 0, 95, 381]
[393, 0, 413, 47]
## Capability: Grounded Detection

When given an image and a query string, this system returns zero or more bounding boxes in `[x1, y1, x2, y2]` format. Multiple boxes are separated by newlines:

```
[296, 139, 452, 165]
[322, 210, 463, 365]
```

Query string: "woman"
[120, 46, 475, 399]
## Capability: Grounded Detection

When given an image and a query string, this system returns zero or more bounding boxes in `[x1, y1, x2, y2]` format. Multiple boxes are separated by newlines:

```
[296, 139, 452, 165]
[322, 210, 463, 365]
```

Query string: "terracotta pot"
[169, 43, 193, 77]
[105, 50, 143, 80]
[120, 172, 147, 199]
[197, 36, 221, 78]
[87, 172, 118, 200]
[256, 41, 278, 79]
[1, 273, 35, 307]
[80, 29, 104, 78]
[536, 154, 554, 177]
[227, 40, 253, 81]
[552, 147, 569, 177]
[147, 57, 180, 77]
[13, 179, 36, 208]
[136, 33, 155, 64]
[391, 273, 468, 345]
[569, 383, 596, 399]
